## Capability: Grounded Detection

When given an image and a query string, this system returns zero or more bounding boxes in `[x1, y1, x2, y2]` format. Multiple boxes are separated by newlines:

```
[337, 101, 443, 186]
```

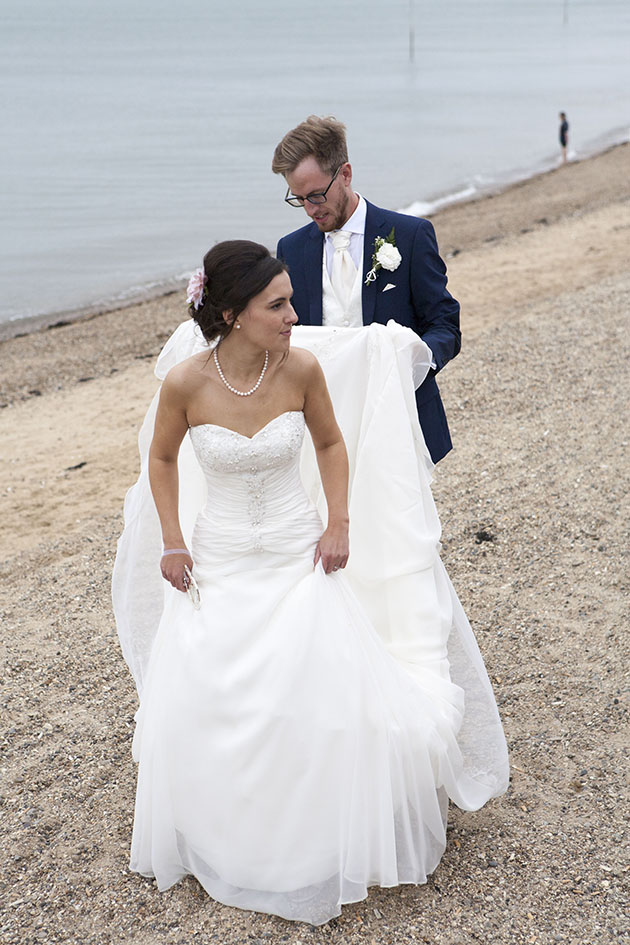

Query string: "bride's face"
[236, 271, 298, 351]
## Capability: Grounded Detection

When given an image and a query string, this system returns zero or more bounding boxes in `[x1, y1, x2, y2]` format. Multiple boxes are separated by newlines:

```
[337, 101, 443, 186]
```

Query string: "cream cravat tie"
[329, 230, 356, 310]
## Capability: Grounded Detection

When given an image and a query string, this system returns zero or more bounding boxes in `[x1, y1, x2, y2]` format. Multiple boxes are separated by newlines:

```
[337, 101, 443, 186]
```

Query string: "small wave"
[398, 125, 630, 220]
[399, 185, 479, 218]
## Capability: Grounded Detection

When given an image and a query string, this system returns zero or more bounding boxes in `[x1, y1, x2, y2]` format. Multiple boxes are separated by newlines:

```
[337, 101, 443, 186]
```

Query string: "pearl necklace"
[213, 346, 269, 397]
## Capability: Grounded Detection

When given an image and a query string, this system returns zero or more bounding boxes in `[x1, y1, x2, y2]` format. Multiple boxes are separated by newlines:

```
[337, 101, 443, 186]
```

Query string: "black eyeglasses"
[284, 165, 342, 207]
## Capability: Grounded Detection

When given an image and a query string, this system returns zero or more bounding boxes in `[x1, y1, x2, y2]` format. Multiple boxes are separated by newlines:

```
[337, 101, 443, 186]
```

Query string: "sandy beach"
[1, 145, 628, 945]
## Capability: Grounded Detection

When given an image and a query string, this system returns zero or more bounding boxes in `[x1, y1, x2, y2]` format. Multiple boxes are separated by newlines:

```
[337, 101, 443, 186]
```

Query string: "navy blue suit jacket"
[276, 200, 461, 463]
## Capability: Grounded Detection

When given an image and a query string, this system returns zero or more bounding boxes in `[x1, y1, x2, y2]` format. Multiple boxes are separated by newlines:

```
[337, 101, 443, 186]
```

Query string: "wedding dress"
[113, 321, 508, 926]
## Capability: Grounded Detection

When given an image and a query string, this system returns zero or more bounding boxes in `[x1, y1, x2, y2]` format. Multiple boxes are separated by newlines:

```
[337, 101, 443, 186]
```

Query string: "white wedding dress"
[113, 321, 508, 926]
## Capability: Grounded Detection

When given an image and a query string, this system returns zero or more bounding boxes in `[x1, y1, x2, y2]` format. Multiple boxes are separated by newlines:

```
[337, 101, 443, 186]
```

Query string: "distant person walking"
[559, 112, 569, 164]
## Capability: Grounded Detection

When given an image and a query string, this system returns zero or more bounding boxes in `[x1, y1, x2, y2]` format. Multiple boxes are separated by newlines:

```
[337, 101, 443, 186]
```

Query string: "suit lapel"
[361, 201, 390, 325]
[304, 226, 324, 326]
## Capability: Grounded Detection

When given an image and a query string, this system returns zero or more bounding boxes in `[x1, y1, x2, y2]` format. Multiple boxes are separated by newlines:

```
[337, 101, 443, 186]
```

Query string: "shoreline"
[399, 122, 629, 216]
[0, 280, 185, 345]
[1, 138, 628, 346]
[1, 140, 628, 411]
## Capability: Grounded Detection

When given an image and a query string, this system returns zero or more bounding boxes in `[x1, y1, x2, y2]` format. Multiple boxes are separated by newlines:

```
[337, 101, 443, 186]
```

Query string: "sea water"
[2, 0, 629, 330]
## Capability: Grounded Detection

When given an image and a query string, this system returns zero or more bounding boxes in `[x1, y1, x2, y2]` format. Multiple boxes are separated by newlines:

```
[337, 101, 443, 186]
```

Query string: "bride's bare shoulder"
[285, 346, 322, 380]
[163, 352, 212, 392]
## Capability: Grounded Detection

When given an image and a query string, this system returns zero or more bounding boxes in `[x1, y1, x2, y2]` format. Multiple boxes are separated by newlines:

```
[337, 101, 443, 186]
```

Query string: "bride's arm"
[302, 355, 350, 574]
[149, 370, 193, 592]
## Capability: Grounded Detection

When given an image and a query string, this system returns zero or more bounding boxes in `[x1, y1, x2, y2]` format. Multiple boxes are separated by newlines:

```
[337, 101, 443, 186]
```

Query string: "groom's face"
[285, 157, 355, 233]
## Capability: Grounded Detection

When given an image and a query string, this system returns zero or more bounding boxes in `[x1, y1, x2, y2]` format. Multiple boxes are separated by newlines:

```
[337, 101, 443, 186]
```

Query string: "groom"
[272, 115, 460, 464]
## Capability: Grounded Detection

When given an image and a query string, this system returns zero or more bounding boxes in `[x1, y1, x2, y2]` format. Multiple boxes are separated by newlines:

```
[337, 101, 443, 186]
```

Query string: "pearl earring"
[235, 321, 241, 330]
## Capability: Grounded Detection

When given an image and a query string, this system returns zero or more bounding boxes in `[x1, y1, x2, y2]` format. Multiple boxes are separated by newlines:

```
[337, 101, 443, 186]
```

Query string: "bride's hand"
[314, 524, 349, 575]
[161, 550, 194, 592]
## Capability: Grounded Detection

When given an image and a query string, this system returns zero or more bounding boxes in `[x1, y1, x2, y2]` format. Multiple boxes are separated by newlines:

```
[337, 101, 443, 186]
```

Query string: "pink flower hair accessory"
[186, 268, 208, 311]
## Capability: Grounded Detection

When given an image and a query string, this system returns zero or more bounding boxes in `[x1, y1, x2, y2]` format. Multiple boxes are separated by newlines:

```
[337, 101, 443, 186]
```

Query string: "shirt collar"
[326, 194, 366, 239]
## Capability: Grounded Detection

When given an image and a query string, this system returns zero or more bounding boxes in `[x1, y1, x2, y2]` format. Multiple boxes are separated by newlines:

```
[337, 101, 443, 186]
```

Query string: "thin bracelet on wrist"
[161, 548, 190, 557]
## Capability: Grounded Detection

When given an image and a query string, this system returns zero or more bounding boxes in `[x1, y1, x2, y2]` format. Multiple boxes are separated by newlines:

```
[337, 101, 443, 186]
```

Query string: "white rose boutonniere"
[365, 228, 402, 285]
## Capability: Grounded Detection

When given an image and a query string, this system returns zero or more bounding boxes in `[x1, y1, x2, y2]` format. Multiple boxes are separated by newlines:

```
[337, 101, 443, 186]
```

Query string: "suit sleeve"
[409, 219, 461, 373]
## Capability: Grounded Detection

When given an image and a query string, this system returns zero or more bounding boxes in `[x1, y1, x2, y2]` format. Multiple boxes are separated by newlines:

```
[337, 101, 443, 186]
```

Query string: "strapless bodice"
[188, 411, 322, 559]
[189, 410, 304, 474]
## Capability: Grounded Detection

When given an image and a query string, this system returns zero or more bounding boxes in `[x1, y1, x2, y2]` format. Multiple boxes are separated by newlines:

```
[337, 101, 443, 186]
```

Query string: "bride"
[113, 239, 508, 926]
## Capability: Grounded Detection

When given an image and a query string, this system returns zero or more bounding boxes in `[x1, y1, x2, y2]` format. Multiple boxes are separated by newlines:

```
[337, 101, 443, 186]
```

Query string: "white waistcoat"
[322, 247, 364, 327]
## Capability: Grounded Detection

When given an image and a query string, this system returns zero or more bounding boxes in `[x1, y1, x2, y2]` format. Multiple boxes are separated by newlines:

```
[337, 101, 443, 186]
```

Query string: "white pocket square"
[382, 283, 396, 292]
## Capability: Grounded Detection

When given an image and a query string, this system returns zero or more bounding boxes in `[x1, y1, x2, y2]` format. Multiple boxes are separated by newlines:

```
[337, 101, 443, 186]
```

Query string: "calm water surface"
[2, 0, 629, 326]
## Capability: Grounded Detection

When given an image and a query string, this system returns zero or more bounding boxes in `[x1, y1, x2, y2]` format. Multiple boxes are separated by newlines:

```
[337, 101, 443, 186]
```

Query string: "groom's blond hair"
[272, 116, 349, 178]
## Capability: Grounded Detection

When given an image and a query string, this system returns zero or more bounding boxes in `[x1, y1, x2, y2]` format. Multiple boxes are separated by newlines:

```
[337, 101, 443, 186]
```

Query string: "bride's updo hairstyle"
[193, 240, 288, 344]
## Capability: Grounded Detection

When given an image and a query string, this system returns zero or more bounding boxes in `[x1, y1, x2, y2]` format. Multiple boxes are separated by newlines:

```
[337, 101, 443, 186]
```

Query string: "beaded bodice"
[188, 411, 321, 557]
[189, 410, 305, 476]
